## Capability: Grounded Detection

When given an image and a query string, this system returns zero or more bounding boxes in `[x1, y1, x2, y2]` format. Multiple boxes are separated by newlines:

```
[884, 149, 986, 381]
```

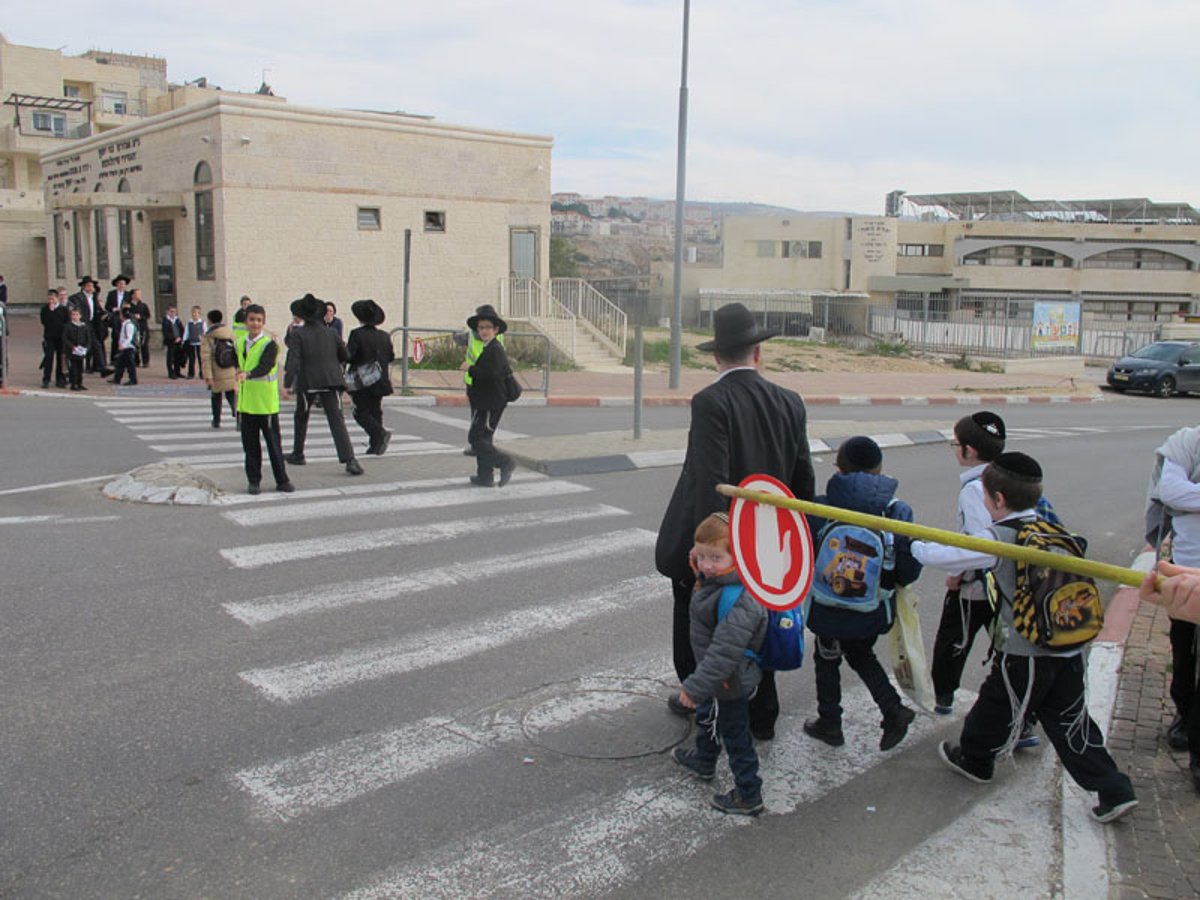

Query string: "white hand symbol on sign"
[754, 501, 791, 589]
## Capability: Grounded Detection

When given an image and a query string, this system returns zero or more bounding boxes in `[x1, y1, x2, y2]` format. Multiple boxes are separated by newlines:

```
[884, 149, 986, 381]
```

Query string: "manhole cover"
[522, 688, 690, 759]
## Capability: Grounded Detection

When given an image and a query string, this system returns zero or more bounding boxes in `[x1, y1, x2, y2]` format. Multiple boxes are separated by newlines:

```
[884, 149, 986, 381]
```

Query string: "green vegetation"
[625, 338, 695, 368]
[870, 338, 911, 357]
[549, 236, 580, 278]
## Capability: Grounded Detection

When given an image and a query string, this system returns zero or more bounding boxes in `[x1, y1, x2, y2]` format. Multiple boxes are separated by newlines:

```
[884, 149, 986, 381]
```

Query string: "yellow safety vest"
[231, 319, 248, 339]
[463, 331, 503, 386]
[236, 333, 279, 415]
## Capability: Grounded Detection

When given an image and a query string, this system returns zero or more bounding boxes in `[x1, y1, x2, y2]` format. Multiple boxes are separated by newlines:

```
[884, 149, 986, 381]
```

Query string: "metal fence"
[386, 326, 554, 396]
[695, 290, 1166, 360]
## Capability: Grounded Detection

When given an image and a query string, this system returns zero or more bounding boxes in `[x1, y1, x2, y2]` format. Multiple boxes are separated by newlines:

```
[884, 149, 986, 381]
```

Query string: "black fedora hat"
[695, 302, 779, 353]
[111, 274, 131, 286]
[77, 275, 97, 287]
[289, 293, 325, 321]
[466, 304, 507, 334]
[351, 298, 386, 326]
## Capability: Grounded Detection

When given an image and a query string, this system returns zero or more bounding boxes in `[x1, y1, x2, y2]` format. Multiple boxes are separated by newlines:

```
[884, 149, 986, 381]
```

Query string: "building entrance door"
[151, 221, 176, 320]
[510, 228, 538, 280]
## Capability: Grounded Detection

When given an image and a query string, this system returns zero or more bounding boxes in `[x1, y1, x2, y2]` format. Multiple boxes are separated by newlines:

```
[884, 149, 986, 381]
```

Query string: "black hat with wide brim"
[289, 293, 325, 321]
[111, 274, 131, 286]
[695, 302, 779, 353]
[77, 275, 97, 287]
[466, 304, 507, 334]
[350, 298, 386, 326]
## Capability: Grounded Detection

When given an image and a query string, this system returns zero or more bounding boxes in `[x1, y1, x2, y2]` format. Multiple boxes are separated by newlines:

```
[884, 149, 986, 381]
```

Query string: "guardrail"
[550, 277, 627, 358]
[386, 325, 553, 397]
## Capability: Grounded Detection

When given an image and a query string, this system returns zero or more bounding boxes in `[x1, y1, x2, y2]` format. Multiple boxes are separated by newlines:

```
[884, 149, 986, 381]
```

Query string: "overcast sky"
[11, 0, 1198, 214]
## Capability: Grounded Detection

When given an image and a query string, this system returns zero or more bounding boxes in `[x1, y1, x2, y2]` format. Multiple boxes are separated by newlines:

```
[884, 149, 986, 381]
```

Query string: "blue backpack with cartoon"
[717, 585, 805, 671]
[810, 501, 897, 614]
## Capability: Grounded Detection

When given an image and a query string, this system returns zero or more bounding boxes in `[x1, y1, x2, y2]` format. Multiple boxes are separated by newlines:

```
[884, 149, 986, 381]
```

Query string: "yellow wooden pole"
[717, 484, 1158, 590]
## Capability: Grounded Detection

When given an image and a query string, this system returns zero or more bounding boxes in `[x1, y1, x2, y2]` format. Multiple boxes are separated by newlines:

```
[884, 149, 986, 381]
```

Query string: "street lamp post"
[669, 0, 690, 390]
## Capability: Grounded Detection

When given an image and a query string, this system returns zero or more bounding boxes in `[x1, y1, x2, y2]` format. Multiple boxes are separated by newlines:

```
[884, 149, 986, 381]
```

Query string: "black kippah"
[954, 410, 1007, 458]
[990, 451, 1042, 482]
[837, 435, 883, 472]
[972, 412, 1006, 441]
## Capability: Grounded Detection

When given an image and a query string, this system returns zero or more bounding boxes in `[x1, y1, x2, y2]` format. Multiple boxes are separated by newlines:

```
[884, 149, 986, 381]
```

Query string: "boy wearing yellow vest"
[235, 305, 294, 495]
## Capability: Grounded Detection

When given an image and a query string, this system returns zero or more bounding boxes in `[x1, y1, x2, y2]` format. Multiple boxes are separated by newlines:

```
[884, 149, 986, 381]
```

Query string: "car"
[1107, 340, 1200, 397]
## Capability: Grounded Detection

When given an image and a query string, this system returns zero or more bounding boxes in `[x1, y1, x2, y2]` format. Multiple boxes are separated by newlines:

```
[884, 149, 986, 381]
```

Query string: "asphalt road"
[0, 390, 1192, 898]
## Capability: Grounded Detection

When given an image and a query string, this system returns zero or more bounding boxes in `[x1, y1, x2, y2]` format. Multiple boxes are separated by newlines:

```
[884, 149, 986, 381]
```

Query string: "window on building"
[962, 244, 1070, 268]
[358, 207, 382, 230]
[63, 84, 81, 98]
[193, 161, 214, 280]
[424, 210, 446, 233]
[1080, 248, 1191, 271]
[101, 91, 128, 115]
[117, 178, 134, 277]
[53, 214, 65, 278]
[898, 243, 945, 257]
[782, 240, 822, 259]
[95, 209, 109, 281]
[72, 212, 84, 275]
[31, 112, 66, 136]
[744, 240, 776, 258]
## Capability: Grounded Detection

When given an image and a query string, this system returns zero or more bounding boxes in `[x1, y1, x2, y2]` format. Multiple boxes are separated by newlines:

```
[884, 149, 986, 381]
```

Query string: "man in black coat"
[464, 305, 517, 487]
[105, 274, 131, 363]
[283, 293, 362, 475]
[67, 276, 111, 375]
[655, 302, 815, 741]
[40, 288, 69, 387]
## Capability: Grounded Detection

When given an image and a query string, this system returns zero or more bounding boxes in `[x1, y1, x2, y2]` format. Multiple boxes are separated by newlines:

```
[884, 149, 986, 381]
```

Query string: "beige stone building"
[41, 92, 551, 329]
[654, 193, 1200, 326]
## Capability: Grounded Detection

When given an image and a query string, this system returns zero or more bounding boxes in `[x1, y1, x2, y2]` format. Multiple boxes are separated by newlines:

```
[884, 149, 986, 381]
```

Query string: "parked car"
[1107, 340, 1200, 397]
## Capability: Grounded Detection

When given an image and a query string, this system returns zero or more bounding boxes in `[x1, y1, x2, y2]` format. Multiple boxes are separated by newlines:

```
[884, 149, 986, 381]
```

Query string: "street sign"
[411, 338, 425, 364]
[729, 473, 813, 611]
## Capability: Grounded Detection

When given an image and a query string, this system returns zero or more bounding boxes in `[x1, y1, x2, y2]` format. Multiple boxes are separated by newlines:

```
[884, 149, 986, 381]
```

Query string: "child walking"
[672, 513, 768, 816]
[913, 452, 1138, 823]
[802, 436, 921, 751]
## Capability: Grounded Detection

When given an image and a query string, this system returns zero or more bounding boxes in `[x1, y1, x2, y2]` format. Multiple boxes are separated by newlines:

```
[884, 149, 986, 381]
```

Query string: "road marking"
[395, 406, 527, 440]
[0, 473, 125, 496]
[0, 514, 120, 525]
[221, 503, 630, 568]
[222, 478, 591, 528]
[339, 687, 960, 899]
[212, 471, 546, 506]
[228, 528, 653, 631]
[164, 442, 453, 466]
[135, 429, 422, 442]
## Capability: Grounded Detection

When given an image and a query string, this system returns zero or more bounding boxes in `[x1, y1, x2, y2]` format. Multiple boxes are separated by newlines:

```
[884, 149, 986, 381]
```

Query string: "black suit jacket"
[655, 368, 815, 582]
[69, 291, 106, 338]
[105, 289, 129, 314]
[162, 317, 184, 344]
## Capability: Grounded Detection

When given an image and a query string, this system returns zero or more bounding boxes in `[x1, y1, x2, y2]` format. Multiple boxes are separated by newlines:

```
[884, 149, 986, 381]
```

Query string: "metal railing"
[499, 277, 577, 361]
[550, 277, 628, 358]
[386, 325, 553, 397]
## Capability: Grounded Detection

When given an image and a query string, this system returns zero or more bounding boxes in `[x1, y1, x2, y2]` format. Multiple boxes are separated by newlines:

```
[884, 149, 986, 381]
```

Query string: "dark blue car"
[1107, 340, 1200, 397]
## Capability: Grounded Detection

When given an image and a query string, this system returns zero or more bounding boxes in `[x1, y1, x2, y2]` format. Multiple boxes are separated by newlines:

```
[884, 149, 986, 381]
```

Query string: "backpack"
[990, 518, 1104, 651]
[717, 584, 804, 671]
[1034, 495, 1061, 526]
[810, 500, 897, 615]
[213, 337, 237, 369]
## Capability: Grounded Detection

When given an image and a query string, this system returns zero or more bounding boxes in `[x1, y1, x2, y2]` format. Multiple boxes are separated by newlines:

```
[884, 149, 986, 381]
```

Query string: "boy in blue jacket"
[803, 436, 923, 751]
[672, 513, 768, 816]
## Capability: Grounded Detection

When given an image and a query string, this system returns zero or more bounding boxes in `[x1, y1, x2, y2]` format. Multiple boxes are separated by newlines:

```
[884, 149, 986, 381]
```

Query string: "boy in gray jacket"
[672, 513, 768, 816]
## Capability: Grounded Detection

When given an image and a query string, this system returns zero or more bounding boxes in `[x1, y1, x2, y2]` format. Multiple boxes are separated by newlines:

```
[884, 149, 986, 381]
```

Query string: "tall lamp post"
[669, 0, 690, 390]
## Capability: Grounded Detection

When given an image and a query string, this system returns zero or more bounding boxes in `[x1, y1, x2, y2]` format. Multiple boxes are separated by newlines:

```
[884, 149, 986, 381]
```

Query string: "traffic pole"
[716, 483, 1160, 590]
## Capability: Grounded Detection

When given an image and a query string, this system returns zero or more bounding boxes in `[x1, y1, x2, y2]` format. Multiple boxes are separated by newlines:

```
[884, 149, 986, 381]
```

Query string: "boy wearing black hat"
[802, 436, 922, 752]
[913, 452, 1137, 823]
[464, 305, 516, 487]
[929, 411, 1008, 716]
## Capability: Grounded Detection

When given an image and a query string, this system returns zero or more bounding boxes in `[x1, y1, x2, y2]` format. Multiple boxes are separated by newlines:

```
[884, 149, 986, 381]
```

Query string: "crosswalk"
[93, 397, 459, 469]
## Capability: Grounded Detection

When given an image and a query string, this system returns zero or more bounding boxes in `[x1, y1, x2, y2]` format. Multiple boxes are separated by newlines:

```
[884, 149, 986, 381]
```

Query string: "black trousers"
[960, 652, 1134, 805]
[41, 338, 65, 384]
[352, 393, 387, 450]
[139, 334, 150, 367]
[67, 355, 84, 388]
[931, 587, 996, 699]
[210, 390, 237, 426]
[671, 576, 779, 735]
[813, 634, 902, 722]
[182, 343, 202, 378]
[293, 390, 356, 463]
[468, 406, 512, 480]
[165, 341, 183, 376]
[111, 348, 138, 384]
[1169, 618, 1200, 757]
[240, 412, 288, 486]
[87, 329, 107, 373]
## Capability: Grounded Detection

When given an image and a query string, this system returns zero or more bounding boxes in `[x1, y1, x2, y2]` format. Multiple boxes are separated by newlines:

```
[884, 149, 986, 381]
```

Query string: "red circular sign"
[729, 474, 814, 611]
[411, 338, 425, 364]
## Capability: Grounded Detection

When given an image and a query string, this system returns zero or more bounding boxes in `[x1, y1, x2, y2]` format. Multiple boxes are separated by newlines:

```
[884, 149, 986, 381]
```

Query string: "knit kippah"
[989, 451, 1042, 482]
[837, 435, 883, 472]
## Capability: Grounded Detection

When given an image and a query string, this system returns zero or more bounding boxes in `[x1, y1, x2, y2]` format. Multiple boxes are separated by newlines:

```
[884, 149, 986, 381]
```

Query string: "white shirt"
[1159, 458, 1200, 566]
[912, 507, 1040, 575]
[958, 464, 992, 536]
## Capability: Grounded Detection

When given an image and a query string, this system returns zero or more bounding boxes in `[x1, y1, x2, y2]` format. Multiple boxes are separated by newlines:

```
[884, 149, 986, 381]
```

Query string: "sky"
[10, 0, 1199, 215]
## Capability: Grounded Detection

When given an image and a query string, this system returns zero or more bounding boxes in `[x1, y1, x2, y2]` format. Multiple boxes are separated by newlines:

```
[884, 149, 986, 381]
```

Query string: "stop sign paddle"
[728, 474, 814, 611]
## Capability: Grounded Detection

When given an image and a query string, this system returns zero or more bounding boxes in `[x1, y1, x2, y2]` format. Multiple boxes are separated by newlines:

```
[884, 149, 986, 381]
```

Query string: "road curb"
[385, 393, 1102, 408]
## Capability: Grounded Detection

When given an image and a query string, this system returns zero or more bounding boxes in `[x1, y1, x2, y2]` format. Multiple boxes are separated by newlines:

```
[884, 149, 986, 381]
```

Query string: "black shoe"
[69, 385, 83, 391]
[1167, 716, 1189, 751]
[247, 483, 261, 496]
[78, 384, 88, 390]
[212, 421, 221, 429]
[672, 747, 715, 781]
[938, 741, 991, 784]
[469, 475, 494, 487]
[276, 481, 295, 493]
[1091, 798, 1138, 824]
[463, 446, 477, 457]
[377, 430, 391, 455]
[101, 368, 114, 377]
[41, 380, 50, 388]
[880, 705, 916, 751]
[105, 378, 118, 384]
[934, 693, 954, 716]
[345, 459, 364, 476]
[498, 459, 517, 487]
[56, 380, 67, 388]
[710, 789, 764, 817]
[803, 717, 844, 748]
[285, 453, 306, 465]
[666, 693, 692, 717]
